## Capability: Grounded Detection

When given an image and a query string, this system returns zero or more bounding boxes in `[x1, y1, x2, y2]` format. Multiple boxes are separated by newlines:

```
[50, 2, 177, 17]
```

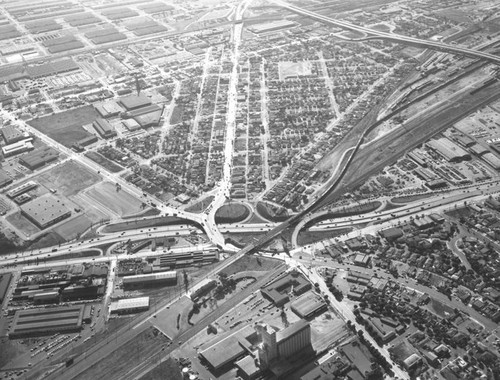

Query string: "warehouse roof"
[20, 194, 71, 228]
[199, 325, 254, 370]
[290, 291, 327, 319]
[427, 138, 470, 162]
[110, 296, 149, 312]
[122, 271, 177, 284]
[0, 169, 12, 188]
[119, 95, 152, 110]
[1, 125, 24, 144]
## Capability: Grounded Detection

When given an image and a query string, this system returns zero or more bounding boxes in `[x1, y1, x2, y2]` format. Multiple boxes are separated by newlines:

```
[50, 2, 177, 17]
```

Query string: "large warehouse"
[110, 296, 150, 314]
[119, 94, 152, 110]
[261, 271, 311, 307]
[122, 271, 177, 288]
[19, 146, 59, 170]
[20, 194, 71, 229]
[290, 291, 327, 319]
[93, 118, 117, 139]
[426, 138, 471, 162]
[9, 305, 84, 338]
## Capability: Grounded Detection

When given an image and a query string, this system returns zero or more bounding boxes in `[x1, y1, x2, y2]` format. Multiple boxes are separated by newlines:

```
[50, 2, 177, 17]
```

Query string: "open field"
[37, 160, 101, 197]
[85, 151, 124, 173]
[27, 231, 64, 250]
[86, 182, 143, 217]
[214, 202, 250, 223]
[52, 214, 93, 241]
[28, 106, 99, 147]
[6, 212, 40, 237]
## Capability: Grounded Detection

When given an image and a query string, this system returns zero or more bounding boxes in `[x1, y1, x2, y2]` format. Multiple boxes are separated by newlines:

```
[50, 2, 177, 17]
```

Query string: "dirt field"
[6, 212, 40, 237]
[86, 182, 143, 217]
[28, 106, 99, 147]
[37, 160, 101, 197]
[85, 151, 124, 173]
[52, 214, 93, 241]
[220, 255, 282, 276]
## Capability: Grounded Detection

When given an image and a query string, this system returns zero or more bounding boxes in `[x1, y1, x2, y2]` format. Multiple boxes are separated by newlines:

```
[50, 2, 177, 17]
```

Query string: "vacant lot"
[86, 182, 143, 217]
[37, 160, 101, 197]
[28, 106, 99, 147]
[53, 214, 93, 241]
[256, 201, 289, 222]
[214, 203, 250, 223]
[85, 151, 124, 173]
[6, 212, 40, 237]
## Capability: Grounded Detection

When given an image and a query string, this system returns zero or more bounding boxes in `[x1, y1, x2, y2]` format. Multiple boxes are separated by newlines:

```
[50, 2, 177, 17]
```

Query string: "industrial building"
[9, 305, 84, 338]
[122, 119, 141, 131]
[92, 118, 117, 139]
[256, 319, 312, 369]
[482, 152, 500, 170]
[199, 325, 257, 371]
[19, 146, 59, 170]
[20, 194, 71, 229]
[290, 291, 327, 319]
[94, 100, 123, 118]
[152, 249, 219, 269]
[261, 271, 311, 307]
[2, 139, 34, 157]
[122, 271, 177, 288]
[426, 138, 471, 162]
[119, 94, 152, 110]
[71, 135, 98, 151]
[1, 125, 25, 144]
[110, 296, 150, 314]
[7, 181, 37, 198]
[134, 109, 162, 128]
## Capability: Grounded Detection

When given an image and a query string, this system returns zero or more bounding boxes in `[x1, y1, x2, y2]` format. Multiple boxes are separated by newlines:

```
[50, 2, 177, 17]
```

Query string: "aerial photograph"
[1, 0, 500, 379]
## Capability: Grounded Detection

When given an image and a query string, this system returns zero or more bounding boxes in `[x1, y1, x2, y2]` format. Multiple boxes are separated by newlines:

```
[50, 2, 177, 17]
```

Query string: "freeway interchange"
[3, 1, 500, 379]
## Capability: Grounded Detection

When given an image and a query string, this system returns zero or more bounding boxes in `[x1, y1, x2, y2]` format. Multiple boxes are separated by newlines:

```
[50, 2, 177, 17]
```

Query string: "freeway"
[273, 0, 500, 65]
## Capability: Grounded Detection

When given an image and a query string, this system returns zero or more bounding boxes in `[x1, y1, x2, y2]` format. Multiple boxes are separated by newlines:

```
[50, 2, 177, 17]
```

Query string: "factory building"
[94, 100, 123, 118]
[9, 305, 84, 338]
[119, 94, 152, 110]
[1, 125, 25, 144]
[19, 146, 59, 170]
[199, 325, 257, 371]
[482, 152, 500, 170]
[110, 296, 149, 314]
[261, 271, 311, 307]
[122, 271, 177, 289]
[7, 181, 37, 198]
[426, 138, 470, 162]
[2, 139, 34, 157]
[92, 118, 117, 139]
[20, 194, 71, 229]
[290, 291, 327, 319]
